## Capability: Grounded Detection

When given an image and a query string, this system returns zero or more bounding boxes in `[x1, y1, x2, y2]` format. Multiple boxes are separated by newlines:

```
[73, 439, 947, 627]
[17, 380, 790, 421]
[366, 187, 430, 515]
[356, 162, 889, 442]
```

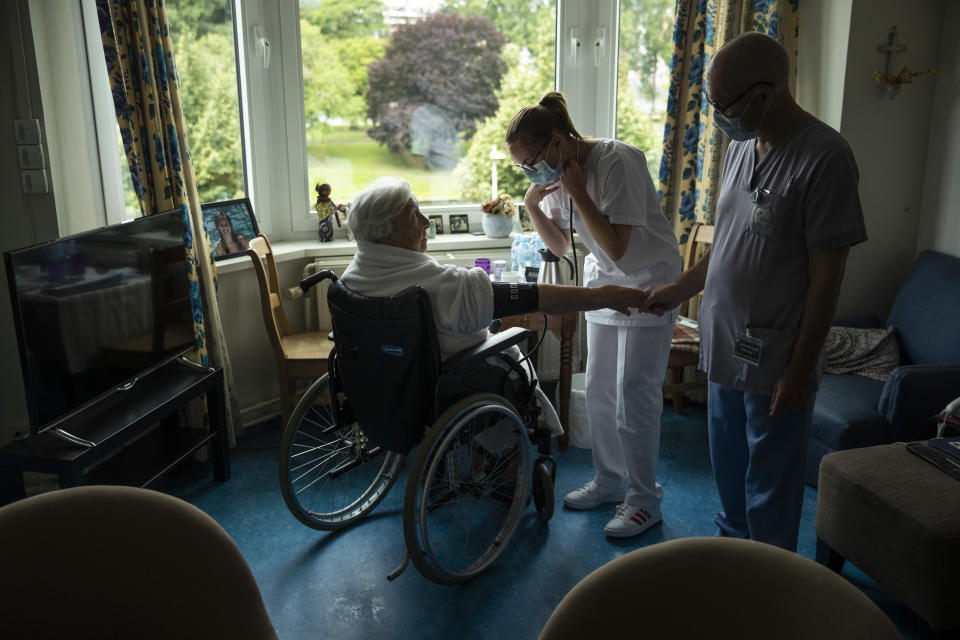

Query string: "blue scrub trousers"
[707, 381, 815, 551]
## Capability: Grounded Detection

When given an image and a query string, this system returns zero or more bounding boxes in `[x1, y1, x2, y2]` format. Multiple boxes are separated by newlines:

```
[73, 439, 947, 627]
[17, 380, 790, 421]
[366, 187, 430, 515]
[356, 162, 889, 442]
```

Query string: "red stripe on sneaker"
[630, 513, 647, 525]
[641, 509, 651, 519]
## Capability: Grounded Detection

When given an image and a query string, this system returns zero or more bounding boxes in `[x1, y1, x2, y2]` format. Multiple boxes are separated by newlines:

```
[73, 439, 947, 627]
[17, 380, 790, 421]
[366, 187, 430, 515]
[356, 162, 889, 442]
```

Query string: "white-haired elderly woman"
[342, 177, 647, 431]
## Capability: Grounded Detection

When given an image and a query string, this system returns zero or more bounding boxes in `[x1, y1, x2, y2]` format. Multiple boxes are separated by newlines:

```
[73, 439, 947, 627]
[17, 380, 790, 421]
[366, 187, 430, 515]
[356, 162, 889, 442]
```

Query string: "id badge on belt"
[733, 327, 763, 367]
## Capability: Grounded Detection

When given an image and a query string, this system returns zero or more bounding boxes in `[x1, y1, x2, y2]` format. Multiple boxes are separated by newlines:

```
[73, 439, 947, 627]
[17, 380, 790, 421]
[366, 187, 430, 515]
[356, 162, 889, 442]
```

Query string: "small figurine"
[315, 182, 336, 242]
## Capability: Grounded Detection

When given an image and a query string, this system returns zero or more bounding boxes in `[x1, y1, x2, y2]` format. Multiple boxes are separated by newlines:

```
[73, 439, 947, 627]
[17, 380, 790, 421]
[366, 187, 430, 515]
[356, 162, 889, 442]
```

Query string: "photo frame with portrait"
[201, 198, 260, 261]
[429, 215, 444, 235]
[449, 213, 470, 234]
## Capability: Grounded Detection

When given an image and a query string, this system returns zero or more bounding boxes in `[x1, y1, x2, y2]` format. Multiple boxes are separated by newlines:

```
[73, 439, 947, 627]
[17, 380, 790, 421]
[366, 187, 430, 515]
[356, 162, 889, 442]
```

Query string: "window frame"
[75, 0, 628, 240]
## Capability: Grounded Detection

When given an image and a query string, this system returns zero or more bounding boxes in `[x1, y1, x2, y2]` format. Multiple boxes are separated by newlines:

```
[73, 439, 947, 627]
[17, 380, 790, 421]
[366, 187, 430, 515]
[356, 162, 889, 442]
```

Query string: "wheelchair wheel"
[403, 393, 529, 584]
[279, 373, 402, 530]
[532, 457, 556, 522]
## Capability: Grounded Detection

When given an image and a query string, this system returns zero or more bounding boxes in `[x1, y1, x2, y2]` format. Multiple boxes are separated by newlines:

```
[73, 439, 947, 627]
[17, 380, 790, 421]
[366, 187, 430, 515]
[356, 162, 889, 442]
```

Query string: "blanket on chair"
[824, 325, 900, 381]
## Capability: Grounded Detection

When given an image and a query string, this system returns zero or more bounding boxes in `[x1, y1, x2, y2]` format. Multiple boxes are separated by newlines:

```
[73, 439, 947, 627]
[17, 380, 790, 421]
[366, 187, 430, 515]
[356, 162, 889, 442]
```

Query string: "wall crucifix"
[874, 26, 941, 99]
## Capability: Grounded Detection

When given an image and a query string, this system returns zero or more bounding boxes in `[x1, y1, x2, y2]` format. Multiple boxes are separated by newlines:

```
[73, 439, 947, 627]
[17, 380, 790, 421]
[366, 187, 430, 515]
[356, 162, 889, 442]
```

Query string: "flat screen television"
[4, 210, 195, 437]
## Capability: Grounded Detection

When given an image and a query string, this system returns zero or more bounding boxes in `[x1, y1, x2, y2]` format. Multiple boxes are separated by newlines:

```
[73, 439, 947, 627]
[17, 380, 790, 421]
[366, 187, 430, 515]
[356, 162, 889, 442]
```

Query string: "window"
[167, 0, 247, 204]
[69, 0, 674, 238]
[616, 0, 675, 179]
[297, 0, 556, 210]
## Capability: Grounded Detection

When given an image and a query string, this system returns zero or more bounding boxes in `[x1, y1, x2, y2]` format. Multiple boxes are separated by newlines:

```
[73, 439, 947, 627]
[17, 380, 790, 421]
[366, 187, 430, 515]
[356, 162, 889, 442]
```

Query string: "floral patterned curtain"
[97, 0, 241, 445]
[657, 0, 799, 247]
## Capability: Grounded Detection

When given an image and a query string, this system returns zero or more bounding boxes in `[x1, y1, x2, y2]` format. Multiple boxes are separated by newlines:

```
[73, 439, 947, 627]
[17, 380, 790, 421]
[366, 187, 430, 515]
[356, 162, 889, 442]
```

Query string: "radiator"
[308, 258, 350, 334]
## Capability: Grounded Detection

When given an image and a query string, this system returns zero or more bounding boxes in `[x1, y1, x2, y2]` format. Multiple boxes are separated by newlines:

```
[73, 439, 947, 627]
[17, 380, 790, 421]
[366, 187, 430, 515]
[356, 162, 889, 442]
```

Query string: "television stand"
[0, 358, 230, 505]
[49, 428, 96, 449]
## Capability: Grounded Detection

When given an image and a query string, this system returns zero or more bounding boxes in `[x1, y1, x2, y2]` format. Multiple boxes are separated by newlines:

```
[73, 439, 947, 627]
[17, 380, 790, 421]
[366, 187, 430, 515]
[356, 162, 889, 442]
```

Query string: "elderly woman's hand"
[595, 285, 649, 316]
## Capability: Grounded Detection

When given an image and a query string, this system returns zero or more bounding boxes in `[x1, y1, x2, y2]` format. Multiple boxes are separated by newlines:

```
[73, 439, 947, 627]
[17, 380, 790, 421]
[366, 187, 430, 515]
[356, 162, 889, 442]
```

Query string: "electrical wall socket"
[20, 170, 49, 194]
[17, 145, 45, 169]
[14, 119, 41, 145]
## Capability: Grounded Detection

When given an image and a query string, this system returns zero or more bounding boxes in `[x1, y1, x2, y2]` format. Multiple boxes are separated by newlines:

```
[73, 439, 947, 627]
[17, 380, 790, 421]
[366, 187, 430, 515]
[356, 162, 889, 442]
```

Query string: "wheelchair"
[278, 270, 557, 584]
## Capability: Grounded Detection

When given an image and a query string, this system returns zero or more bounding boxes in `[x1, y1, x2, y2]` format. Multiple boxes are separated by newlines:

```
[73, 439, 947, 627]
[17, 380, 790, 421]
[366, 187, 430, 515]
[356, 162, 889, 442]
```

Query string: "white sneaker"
[563, 480, 625, 510]
[603, 503, 662, 538]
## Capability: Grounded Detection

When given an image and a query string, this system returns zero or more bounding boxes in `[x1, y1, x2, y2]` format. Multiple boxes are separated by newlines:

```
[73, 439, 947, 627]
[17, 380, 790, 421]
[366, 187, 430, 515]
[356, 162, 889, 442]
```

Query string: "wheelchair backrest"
[326, 277, 441, 454]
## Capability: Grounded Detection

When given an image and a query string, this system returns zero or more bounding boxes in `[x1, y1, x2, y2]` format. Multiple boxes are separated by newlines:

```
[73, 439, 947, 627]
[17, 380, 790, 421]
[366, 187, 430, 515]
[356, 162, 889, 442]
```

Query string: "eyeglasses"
[512, 137, 551, 172]
[706, 81, 773, 115]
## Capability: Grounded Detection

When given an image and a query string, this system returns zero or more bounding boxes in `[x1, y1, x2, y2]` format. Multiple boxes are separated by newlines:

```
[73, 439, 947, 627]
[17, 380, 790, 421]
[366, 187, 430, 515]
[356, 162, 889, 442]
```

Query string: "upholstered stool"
[816, 444, 960, 632]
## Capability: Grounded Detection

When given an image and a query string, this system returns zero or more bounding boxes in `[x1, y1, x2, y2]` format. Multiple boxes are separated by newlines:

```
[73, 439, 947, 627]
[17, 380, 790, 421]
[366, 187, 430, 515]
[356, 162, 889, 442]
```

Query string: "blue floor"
[166, 404, 939, 639]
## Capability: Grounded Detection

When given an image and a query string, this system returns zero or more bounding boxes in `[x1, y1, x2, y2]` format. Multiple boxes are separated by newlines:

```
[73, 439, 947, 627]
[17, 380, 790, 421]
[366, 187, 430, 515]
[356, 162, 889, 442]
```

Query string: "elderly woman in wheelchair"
[278, 177, 646, 584]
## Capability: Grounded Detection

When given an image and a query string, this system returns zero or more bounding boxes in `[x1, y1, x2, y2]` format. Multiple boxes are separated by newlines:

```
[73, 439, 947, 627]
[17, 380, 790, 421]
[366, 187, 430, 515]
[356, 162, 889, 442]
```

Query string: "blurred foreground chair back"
[247, 234, 334, 426]
[0, 485, 277, 639]
[539, 537, 899, 640]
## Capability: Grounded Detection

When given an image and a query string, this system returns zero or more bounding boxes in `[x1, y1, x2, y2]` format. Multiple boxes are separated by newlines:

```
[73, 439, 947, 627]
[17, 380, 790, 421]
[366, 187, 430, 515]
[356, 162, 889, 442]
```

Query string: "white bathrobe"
[341, 241, 561, 435]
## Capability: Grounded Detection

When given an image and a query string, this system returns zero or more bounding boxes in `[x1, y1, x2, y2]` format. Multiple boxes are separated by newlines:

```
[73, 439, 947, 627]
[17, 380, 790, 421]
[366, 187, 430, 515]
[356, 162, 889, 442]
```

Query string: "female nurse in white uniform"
[506, 91, 682, 538]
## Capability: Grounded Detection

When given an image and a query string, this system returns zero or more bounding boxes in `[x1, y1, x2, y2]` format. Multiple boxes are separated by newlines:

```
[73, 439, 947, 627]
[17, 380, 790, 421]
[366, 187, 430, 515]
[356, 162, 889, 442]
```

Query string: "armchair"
[806, 250, 960, 485]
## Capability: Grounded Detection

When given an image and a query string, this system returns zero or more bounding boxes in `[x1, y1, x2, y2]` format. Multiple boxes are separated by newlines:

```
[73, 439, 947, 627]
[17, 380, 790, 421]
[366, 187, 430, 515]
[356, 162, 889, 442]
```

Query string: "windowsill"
[214, 233, 516, 274]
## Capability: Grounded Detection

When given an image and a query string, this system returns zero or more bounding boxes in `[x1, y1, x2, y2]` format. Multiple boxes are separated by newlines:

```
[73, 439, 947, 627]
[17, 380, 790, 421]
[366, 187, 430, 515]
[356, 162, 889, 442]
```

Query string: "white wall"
[796, 0, 852, 131]
[800, 0, 948, 319]
[917, 2, 960, 257]
[0, 0, 61, 445]
[837, 0, 945, 319]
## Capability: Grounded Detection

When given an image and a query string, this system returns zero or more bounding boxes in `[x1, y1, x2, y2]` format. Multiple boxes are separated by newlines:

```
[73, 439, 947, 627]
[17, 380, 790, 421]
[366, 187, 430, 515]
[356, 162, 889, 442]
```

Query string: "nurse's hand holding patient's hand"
[637, 283, 685, 316]
[594, 285, 649, 316]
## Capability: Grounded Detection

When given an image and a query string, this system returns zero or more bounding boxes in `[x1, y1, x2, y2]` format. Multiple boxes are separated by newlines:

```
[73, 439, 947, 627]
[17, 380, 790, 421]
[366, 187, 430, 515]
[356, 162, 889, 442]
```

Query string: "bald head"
[707, 32, 789, 104]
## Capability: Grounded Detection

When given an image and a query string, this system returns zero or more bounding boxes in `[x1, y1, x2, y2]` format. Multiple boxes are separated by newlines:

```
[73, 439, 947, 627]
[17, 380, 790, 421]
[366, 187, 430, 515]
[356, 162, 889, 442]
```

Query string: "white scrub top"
[700, 117, 867, 394]
[542, 138, 681, 326]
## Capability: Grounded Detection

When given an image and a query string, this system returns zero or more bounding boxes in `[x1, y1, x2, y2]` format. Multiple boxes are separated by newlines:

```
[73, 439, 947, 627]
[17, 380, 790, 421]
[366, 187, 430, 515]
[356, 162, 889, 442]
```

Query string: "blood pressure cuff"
[491, 282, 539, 319]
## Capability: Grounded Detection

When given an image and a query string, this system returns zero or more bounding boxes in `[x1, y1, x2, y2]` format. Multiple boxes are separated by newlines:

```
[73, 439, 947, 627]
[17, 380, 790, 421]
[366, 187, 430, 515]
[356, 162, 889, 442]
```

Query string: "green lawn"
[307, 127, 461, 204]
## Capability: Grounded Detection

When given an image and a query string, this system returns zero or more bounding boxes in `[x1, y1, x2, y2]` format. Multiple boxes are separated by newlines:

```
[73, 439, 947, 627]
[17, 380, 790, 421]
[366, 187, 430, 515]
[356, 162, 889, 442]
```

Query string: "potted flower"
[481, 194, 517, 238]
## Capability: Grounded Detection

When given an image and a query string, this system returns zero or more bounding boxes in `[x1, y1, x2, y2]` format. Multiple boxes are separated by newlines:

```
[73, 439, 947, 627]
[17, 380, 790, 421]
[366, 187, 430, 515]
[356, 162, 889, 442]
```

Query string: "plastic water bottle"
[531, 234, 544, 270]
[514, 234, 530, 272]
[510, 234, 521, 272]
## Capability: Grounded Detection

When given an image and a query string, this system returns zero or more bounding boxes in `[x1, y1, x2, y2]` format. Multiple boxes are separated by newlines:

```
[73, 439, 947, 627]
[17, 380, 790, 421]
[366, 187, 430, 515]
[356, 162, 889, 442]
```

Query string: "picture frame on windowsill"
[201, 198, 259, 260]
[449, 213, 470, 234]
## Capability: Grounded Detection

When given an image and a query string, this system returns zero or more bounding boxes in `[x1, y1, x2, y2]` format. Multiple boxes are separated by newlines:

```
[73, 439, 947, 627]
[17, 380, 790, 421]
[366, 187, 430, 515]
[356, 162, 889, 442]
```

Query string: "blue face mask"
[522, 147, 564, 185]
[713, 91, 766, 142]
[713, 109, 757, 141]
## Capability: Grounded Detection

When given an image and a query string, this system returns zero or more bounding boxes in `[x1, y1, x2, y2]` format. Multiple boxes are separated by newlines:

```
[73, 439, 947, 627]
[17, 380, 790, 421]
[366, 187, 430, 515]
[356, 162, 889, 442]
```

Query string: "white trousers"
[585, 320, 673, 508]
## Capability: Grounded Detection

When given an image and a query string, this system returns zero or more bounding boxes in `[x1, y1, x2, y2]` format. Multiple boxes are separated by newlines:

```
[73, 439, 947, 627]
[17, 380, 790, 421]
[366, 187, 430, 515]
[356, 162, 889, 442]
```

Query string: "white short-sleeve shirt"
[542, 138, 681, 326]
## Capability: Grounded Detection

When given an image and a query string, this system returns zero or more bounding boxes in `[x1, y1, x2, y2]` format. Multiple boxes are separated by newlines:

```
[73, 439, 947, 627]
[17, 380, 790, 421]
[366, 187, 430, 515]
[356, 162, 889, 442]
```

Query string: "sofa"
[806, 249, 960, 486]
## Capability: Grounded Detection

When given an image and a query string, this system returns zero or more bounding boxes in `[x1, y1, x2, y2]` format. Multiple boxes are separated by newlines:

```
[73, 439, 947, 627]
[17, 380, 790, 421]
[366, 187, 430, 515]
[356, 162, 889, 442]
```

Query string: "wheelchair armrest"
[442, 327, 530, 374]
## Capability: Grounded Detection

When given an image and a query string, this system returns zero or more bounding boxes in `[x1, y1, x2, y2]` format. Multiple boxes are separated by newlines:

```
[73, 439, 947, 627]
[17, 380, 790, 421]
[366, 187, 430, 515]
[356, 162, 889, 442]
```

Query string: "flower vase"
[482, 214, 513, 238]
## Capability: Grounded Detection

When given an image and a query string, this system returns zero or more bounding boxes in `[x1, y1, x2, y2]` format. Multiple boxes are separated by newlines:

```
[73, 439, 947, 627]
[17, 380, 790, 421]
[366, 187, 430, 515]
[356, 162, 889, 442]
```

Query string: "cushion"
[886, 250, 960, 366]
[671, 323, 700, 353]
[824, 326, 900, 381]
[811, 374, 888, 449]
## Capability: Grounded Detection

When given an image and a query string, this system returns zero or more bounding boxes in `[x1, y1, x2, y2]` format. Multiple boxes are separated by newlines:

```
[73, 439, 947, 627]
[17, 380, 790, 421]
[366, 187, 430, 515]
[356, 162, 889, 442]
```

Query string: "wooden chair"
[246, 234, 334, 427]
[663, 222, 713, 414]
